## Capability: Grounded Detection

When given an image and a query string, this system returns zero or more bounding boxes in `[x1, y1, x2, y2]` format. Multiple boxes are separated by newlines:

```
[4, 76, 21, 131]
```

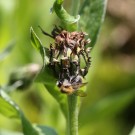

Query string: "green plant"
[0, 0, 107, 135]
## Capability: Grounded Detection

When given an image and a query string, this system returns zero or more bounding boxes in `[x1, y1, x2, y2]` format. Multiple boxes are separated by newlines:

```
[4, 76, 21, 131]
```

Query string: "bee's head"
[56, 79, 74, 94]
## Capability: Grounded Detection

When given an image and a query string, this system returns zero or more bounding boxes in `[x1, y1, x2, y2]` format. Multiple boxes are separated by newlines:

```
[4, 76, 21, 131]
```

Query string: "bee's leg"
[79, 50, 91, 77]
[80, 50, 87, 64]
[84, 56, 91, 76]
[49, 44, 54, 65]
[69, 62, 78, 76]
[64, 68, 70, 80]
[76, 54, 81, 75]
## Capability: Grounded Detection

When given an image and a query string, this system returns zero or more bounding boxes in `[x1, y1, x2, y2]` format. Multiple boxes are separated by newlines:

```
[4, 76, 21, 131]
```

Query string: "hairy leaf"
[53, 0, 80, 31]
[129, 125, 135, 135]
[0, 89, 39, 135]
[35, 125, 58, 135]
[30, 27, 49, 67]
[0, 90, 20, 118]
[79, 0, 107, 47]
[0, 89, 59, 134]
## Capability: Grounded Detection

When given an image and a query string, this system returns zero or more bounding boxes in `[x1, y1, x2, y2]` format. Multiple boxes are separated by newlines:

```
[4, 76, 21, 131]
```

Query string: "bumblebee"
[57, 75, 87, 96]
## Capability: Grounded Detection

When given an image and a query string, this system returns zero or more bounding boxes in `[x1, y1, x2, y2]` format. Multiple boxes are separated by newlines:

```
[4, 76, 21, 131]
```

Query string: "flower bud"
[41, 26, 91, 95]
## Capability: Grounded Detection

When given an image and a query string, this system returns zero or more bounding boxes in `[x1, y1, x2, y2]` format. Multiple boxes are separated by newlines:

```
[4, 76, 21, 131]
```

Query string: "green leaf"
[79, 88, 135, 125]
[35, 125, 58, 135]
[1, 124, 58, 135]
[30, 27, 67, 117]
[0, 89, 58, 135]
[129, 125, 135, 135]
[30, 27, 49, 67]
[79, 0, 107, 47]
[0, 130, 23, 135]
[0, 89, 39, 135]
[35, 66, 68, 118]
[53, 0, 80, 31]
[0, 90, 20, 118]
[20, 113, 39, 135]
[0, 41, 15, 61]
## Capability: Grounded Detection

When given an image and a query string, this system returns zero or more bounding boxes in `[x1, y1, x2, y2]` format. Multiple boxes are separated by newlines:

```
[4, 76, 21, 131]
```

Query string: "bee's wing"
[72, 82, 87, 89]
[79, 82, 88, 88]
[72, 82, 87, 97]
[74, 90, 87, 97]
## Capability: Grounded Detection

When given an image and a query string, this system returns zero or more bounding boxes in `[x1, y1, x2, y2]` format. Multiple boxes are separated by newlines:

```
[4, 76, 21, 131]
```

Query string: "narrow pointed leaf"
[20, 113, 39, 135]
[30, 27, 49, 67]
[0, 96, 19, 118]
[79, 0, 107, 47]
[0, 90, 20, 118]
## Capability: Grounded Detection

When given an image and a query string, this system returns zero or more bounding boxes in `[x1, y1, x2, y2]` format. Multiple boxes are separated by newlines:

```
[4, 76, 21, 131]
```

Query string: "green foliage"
[37, 67, 68, 118]
[0, 131, 23, 135]
[30, 27, 49, 67]
[0, 90, 38, 135]
[3, 0, 135, 135]
[79, 0, 107, 47]
[52, 0, 107, 46]
[129, 125, 135, 135]
[53, 0, 80, 31]
[0, 91, 20, 118]
[36, 125, 58, 135]
[30, 0, 107, 134]
[0, 89, 58, 135]
[30, 27, 68, 118]
[0, 41, 15, 61]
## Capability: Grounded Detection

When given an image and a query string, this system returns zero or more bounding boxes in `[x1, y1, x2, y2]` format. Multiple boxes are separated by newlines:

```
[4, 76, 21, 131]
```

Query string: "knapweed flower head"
[40, 26, 91, 95]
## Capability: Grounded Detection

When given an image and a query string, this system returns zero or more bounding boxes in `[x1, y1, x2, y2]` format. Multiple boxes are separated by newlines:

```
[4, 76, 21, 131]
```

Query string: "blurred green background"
[0, 0, 135, 135]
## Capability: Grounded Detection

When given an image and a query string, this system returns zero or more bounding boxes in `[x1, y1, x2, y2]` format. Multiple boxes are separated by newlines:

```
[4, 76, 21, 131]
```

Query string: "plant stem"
[71, 0, 80, 16]
[67, 95, 78, 135]
[66, 1, 80, 134]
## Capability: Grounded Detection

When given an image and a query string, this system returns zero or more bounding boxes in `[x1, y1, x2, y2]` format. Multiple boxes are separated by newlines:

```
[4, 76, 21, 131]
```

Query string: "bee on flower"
[39, 26, 91, 96]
